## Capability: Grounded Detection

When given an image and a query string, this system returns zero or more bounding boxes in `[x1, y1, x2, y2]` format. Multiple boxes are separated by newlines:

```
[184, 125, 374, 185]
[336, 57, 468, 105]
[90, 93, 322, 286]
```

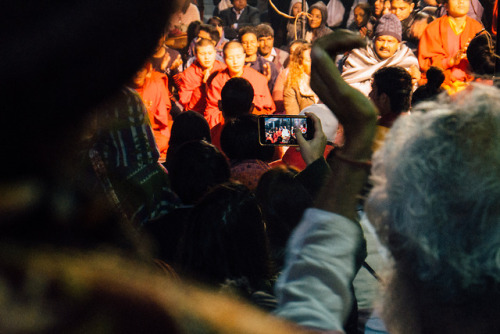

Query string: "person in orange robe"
[205, 41, 275, 128]
[174, 38, 226, 115]
[418, 0, 483, 90]
[130, 61, 171, 162]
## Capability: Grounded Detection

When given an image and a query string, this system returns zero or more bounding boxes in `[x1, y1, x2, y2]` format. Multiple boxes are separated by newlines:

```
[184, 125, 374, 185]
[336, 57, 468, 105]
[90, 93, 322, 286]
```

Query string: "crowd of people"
[133, 0, 498, 163]
[2, 0, 500, 333]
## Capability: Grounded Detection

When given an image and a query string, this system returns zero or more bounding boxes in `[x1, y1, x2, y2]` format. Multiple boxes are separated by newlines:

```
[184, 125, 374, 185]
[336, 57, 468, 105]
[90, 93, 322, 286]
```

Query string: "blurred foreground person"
[274, 30, 377, 333]
[366, 83, 500, 333]
[0, 1, 313, 333]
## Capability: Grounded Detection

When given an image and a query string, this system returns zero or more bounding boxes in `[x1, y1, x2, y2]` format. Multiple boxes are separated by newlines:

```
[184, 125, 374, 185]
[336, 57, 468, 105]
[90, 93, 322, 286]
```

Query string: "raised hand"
[310, 30, 377, 219]
[263, 62, 272, 82]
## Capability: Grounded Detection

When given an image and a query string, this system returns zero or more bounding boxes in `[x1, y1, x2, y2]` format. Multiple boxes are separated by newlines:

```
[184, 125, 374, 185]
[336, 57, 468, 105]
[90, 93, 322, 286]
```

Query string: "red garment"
[281, 145, 334, 171]
[205, 67, 276, 128]
[230, 159, 270, 190]
[418, 15, 483, 85]
[210, 121, 224, 150]
[174, 60, 226, 114]
[134, 71, 171, 160]
[493, 0, 498, 35]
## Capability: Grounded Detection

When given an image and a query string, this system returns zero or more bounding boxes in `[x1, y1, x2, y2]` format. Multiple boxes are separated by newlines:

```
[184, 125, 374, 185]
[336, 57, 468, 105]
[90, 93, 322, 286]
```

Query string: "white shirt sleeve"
[274, 208, 366, 332]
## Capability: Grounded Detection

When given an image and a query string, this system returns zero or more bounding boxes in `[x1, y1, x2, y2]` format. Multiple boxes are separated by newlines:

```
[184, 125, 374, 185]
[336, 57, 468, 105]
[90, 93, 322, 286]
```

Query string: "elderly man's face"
[374, 35, 400, 59]
[446, 0, 470, 18]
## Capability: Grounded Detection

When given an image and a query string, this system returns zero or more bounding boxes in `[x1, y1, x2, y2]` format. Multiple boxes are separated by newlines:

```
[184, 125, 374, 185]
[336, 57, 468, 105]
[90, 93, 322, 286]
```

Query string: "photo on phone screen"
[258, 115, 314, 146]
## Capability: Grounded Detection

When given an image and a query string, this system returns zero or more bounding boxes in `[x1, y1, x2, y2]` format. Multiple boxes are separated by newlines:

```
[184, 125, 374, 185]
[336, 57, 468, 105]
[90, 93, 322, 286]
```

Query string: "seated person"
[91, 88, 179, 225]
[256, 23, 290, 72]
[390, 0, 417, 43]
[368, 66, 413, 153]
[283, 42, 318, 115]
[151, 33, 183, 77]
[129, 61, 171, 162]
[286, 0, 308, 44]
[168, 0, 200, 34]
[207, 16, 229, 57]
[341, 14, 420, 96]
[304, 2, 333, 43]
[418, 0, 483, 92]
[256, 166, 313, 271]
[412, 66, 445, 105]
[348, 3, 376, 38]
[466, 30, 497, 80]
[239, 26, 279, 93]
[211, 77, 255, 149]
[143, 140, 230, 265]
[220, 114, 275, 190]
[165, 110, 212, 169]
[273, 39, 307, 114]
[406, 11, 435, 54]
[206, 41, 275, 128]
[219, 0, 260, 40]
[175, 182, 276, 310]
[151, 34, 184, 117]
[185, 23, 224, 66]
[174, 38, 226, 115]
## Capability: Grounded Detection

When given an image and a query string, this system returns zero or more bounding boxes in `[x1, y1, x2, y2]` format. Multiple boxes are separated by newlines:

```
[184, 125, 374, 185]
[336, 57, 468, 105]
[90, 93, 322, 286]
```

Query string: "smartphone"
[258, 115, 315, 146]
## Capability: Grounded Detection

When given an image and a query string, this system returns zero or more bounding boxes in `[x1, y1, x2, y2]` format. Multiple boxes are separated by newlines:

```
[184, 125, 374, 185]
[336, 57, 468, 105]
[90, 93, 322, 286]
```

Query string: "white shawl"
[341, 41, 418, 96]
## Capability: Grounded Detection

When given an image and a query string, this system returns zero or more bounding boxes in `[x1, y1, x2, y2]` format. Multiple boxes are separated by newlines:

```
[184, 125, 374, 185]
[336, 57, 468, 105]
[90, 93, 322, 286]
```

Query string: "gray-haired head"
[366, 84, 500, 331]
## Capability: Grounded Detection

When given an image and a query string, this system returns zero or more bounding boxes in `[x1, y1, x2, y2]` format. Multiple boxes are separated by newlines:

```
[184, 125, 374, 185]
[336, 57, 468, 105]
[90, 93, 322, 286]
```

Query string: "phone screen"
[259, 116, 313, 146]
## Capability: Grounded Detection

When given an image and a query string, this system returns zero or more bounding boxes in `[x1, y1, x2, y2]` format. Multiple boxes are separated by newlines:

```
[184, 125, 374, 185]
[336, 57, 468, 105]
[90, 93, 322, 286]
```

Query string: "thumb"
[294, 126, 306, 146]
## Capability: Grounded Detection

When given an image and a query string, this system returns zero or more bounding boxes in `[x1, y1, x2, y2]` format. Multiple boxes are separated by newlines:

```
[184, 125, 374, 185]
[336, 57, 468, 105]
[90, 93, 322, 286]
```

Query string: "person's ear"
[410, 3, 415, 11]
[380, 92, 391, 110]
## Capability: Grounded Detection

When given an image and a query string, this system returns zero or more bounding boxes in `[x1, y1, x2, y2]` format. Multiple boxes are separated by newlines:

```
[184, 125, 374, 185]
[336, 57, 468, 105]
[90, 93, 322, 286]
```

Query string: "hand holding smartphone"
[258, 115, 315, 146]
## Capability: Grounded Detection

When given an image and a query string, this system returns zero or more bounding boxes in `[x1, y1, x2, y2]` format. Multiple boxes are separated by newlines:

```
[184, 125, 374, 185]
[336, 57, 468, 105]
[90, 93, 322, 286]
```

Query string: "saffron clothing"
[418, 15, 483, 85]
[341, 42, 418, 96]
[134, 71, 171, 161]
[174, 60, 226, 115]
[205, 67, 276, 128]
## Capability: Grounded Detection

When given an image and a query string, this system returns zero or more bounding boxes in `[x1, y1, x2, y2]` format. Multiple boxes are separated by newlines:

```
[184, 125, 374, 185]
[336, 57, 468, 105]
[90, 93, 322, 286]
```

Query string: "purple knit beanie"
[375, 14, 402, 42]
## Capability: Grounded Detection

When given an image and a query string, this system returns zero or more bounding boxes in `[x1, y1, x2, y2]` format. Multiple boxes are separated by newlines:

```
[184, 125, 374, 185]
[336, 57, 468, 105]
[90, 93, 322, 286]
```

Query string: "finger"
[314, 29, 367, 57]
[294, 125, 307, 146]
[304, 112, 323, 139]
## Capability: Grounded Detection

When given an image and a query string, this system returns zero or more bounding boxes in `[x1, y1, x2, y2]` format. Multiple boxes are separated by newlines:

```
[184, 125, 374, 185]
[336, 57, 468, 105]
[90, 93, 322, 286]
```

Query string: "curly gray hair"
[366, 84, 500, 305]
